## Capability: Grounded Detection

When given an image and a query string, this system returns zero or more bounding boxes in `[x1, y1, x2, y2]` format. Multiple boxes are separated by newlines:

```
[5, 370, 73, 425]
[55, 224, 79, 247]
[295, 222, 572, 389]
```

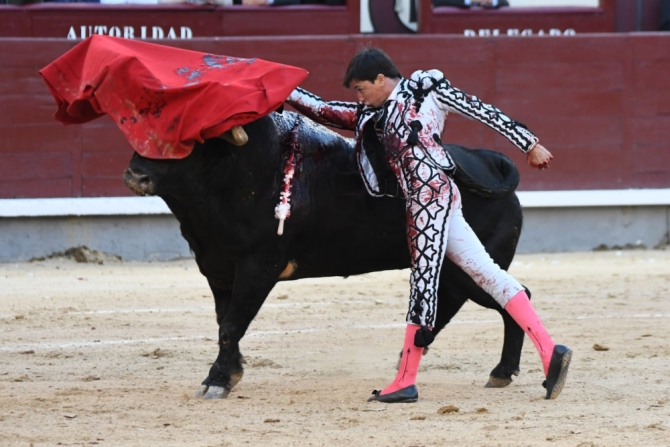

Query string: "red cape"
[39, 35, 308, 159]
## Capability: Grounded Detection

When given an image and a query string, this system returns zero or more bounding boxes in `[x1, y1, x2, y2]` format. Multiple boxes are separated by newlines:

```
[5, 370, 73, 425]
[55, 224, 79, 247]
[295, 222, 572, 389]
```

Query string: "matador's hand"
[526, 143, 553, 170]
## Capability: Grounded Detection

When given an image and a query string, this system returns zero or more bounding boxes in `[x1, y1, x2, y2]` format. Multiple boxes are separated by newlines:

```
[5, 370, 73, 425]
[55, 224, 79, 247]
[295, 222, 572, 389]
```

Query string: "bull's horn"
[219, 126, 248, 146]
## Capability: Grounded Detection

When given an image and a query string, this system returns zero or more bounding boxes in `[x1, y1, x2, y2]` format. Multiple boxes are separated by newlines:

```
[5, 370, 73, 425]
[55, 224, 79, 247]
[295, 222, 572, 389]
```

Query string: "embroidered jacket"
[286, 69, 539, 197]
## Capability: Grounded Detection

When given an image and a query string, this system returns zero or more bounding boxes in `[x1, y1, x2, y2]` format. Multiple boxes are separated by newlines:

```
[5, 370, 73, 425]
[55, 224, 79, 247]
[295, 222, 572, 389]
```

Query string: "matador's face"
[351, 75, 393, 109]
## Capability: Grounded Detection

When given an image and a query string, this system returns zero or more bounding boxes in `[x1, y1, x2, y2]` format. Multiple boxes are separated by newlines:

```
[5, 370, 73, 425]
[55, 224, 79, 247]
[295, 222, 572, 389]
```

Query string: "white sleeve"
[429, 72, 539, 153]
[286, 87, 359, 131]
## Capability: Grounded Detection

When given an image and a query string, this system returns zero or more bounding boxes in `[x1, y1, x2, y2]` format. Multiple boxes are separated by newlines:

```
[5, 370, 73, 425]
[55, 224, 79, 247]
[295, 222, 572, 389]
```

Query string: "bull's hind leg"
[196, 256, 285, 399]
[438, 261, 526, 388]
[432, 283, 468, 338]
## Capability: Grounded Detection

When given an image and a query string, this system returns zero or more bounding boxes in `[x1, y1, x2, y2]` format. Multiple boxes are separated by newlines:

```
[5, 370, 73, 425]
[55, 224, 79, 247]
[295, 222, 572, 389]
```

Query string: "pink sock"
[505, 290, 556, 376]
[380, 324, 424, 395]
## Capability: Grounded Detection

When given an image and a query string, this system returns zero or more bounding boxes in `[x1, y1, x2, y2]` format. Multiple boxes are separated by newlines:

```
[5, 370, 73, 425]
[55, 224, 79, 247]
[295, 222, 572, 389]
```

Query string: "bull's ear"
[218, 125, 248, 146]
[275, 104, 284, 114]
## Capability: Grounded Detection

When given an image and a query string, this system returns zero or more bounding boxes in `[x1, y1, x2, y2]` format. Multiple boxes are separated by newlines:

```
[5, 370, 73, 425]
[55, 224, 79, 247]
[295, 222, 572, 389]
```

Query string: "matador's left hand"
[526, 143, 553, 170]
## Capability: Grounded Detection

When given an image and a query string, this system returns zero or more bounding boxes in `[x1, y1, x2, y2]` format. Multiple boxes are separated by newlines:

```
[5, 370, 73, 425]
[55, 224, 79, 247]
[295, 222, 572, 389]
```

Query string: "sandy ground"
[1, 251, 670, 447]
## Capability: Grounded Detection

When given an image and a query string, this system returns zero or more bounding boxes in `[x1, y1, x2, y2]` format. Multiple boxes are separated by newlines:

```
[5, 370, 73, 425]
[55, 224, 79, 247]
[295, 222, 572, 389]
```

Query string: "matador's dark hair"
[342, 47, 402, 88]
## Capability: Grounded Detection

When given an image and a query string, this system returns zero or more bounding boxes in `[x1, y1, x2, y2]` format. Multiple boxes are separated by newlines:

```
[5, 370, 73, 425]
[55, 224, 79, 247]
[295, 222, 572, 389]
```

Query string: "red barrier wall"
[419, 0, 616, 35]
[1, 34, 669, 198]
[0, 2, 360, 38]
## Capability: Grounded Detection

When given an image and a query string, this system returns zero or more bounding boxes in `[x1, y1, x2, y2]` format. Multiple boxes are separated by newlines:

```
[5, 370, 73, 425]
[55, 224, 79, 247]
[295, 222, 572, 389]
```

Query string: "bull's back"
[284, 115, 410, 278]
[271, 113, 522, 280]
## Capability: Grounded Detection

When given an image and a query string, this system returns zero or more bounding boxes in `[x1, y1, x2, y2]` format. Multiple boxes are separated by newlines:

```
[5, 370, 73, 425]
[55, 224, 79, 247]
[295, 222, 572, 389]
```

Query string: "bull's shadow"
[124, 111, 528, 399]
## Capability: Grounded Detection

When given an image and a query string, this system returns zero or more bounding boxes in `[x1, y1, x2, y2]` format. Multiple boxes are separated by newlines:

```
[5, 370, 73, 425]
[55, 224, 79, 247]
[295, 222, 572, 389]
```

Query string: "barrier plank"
[494, 90, 624, 117]
[82, 152, 132, 178]
[0, 152, 71, 181]
[0, 2, 360, 38]
[82, 178, 133, 197]
[495, 62, 625, 91]
[0, 179, 72, 199]
[509, 117, 624, 149]
[630, 117, 670, 145]
[0, 125, 81, 154]
[633, 61, 670, 90]
[630, 90, 670, 117]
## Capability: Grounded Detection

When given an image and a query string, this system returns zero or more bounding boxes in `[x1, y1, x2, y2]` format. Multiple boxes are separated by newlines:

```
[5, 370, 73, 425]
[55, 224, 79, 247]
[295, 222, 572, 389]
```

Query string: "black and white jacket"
[286, 69, 539, 197]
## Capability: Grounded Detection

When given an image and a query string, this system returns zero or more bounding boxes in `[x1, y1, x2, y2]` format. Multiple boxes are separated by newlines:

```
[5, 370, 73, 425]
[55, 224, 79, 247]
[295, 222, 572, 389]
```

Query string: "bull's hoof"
[485, 375, 513, 388]
[195, 385, 208, 398]
[229, 370, 244, 390]
[201, 385, 230, 399]
[204, 386, 230, 399]
[195, 384, 231, 399]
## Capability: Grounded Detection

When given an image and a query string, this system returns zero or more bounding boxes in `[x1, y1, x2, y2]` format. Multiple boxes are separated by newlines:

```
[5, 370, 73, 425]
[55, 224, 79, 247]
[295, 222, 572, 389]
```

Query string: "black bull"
[124, 111, 528, 399]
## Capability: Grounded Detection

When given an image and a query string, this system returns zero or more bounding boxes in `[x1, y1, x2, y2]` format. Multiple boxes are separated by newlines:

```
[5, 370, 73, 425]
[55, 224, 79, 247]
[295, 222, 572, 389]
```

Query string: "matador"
[286, 48, 572, 403]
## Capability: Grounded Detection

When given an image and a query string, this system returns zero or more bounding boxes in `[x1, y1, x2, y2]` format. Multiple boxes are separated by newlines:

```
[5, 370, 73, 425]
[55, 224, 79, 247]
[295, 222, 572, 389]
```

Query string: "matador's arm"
[423, 70, 539, 153]
[286, 87, 359, 131]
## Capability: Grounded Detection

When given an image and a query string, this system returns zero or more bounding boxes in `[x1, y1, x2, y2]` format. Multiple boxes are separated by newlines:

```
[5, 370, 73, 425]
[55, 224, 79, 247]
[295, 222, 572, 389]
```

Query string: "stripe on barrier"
[1, 189, 670, 217]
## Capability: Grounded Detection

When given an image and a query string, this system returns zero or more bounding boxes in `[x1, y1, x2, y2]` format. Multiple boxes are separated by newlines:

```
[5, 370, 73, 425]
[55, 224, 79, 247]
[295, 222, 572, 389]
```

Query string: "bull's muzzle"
[218, 125, 248, 146]
[123, 168, 154, 196]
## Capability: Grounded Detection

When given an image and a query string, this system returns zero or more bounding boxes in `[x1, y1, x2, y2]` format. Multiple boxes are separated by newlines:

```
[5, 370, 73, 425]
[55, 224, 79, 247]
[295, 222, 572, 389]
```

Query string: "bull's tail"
[445, 144, 520, 199]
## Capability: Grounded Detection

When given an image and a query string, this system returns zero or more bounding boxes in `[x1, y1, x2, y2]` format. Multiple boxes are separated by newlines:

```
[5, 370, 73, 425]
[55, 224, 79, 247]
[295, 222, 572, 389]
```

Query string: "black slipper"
[543, 344, 572, 400]
[367, 385, 418, 403]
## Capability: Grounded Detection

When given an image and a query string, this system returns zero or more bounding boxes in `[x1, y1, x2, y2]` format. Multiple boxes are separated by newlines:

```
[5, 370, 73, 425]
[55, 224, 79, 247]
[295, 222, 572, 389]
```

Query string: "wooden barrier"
[0, 33, 669, 198]
[419, 0, 616, 35]
[1, 0, 632, 39]
[3, 0, 666, 38]
[0, 1, 360, 38]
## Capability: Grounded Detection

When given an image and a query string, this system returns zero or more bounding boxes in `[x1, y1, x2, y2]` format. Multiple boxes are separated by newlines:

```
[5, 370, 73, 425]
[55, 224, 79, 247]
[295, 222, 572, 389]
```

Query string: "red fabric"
[39, 35, 308, 159]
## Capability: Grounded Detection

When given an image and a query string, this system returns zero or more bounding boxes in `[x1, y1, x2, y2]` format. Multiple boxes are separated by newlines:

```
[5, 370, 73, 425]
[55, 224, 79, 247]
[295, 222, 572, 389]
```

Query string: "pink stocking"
[380, 324, 424, 395]
[504, 290, 556, 376]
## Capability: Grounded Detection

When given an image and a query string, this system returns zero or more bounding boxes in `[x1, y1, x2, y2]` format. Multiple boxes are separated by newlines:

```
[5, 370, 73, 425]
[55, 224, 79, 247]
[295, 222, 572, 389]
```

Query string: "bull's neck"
[162, 137, 281, 235]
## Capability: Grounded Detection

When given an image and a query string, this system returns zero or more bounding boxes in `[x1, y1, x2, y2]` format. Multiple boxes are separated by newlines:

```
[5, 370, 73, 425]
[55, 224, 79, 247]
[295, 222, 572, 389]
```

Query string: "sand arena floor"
[1, 251, 670, 446]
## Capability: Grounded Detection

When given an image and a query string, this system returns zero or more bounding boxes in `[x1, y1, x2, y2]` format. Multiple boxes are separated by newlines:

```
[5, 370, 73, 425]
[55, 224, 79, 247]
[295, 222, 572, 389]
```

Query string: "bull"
[124, 111, 528, 399]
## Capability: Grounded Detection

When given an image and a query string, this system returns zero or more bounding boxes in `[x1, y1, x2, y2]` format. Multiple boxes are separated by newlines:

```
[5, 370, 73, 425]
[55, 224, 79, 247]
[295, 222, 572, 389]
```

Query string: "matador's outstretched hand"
[526, 144, 553, 170]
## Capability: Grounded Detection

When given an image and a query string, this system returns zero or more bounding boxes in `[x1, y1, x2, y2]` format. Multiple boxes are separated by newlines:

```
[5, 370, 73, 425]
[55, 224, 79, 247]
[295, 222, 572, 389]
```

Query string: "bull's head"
[124, 162, 155, 196]
[123, 126, 248, 197]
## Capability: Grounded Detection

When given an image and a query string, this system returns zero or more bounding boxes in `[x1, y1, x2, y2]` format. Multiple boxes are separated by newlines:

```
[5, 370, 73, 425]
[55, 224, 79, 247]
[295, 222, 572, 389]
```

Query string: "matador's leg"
[445, 208, 572, 399]
[369, 147, 455, 402]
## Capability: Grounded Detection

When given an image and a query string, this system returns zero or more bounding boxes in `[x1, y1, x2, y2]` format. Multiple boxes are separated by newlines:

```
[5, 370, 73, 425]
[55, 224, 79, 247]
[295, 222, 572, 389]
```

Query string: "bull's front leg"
[197, 279, 246, 394]
[196, 255, 285, 399]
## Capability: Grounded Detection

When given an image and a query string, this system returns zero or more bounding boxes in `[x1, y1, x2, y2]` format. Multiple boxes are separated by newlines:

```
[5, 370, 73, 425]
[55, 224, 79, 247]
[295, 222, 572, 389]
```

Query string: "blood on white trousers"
[444, 204, 525, 309]
[398, 147, 523, 327]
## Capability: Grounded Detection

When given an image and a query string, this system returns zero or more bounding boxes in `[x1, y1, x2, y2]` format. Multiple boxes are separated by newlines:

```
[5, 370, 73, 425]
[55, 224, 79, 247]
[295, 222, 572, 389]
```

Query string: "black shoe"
[542, 345, 572, 400]
[367, 385, 418, 403]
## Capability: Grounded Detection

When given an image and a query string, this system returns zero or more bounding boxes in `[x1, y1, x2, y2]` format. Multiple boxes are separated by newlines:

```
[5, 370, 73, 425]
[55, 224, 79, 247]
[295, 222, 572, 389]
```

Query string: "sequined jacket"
[286, 69, 539, 197]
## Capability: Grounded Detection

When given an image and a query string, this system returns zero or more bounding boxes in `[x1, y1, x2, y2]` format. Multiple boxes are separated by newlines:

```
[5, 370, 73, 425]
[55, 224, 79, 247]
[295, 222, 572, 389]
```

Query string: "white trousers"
[397, 146, 524, 327]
